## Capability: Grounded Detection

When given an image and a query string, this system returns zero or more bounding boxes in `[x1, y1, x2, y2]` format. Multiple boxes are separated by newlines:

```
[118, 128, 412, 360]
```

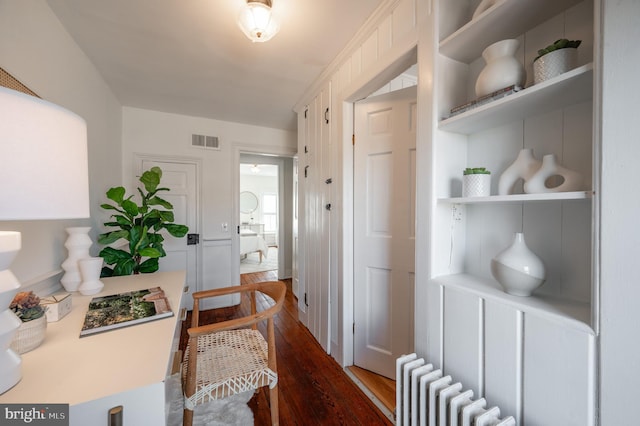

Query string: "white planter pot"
[533, 48, 577, 84]
[475, 39, 526, 97]
[462, 174, 491, 197]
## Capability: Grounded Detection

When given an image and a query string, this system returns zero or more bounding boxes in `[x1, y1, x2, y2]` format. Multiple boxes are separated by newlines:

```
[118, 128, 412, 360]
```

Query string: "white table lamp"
[0, 86, 89, 394]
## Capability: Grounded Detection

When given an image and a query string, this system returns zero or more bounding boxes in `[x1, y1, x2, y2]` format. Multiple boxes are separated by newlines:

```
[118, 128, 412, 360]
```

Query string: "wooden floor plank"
[179, 272, 392, 425]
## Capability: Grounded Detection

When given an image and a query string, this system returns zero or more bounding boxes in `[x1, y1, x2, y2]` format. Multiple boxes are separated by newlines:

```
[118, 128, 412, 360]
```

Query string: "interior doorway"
[238, 153, 294, 281]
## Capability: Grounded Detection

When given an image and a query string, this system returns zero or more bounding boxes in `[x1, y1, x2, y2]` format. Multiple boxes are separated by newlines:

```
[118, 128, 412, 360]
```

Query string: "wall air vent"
[191, 134, 220, 150]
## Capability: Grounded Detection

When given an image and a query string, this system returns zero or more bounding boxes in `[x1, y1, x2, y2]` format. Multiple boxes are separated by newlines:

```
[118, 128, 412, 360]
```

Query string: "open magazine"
[80, 287, 173, 337]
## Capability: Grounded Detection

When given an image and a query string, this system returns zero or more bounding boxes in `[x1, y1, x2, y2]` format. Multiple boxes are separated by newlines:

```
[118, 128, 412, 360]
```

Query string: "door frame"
[336, 44, 418, 367]
[232, 144, 297, 283]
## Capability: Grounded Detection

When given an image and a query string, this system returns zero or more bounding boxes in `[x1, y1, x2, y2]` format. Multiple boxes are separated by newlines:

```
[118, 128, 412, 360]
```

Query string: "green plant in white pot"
[533, 38, 581, 84]
[463, 167, 491, 197]
[98, 167, 189, 277]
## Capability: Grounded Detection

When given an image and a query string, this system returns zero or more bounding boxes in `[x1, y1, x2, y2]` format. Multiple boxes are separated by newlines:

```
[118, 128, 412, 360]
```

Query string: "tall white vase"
[61, 227, 92, 292]
[524, 154, 584, 193]
[498, 149, 542, 195]
[78, 257, 105, 296]
[475, 39, 526, 97]
[491, 232, 546, 296]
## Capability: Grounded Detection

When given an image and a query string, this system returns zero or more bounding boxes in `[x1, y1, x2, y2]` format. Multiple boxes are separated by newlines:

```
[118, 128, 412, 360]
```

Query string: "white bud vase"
[524, 154, 584, 193]
[498, 149, 542, 195]
[491, 232, 546, 296]
[61, 227, 92, 292]
[78, 257, 105, 296]
[475, 39, 526, 98]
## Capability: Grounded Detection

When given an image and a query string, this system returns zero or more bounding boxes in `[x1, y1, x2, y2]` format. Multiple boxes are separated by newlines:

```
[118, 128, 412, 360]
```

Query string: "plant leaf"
[106, 187, 126, 204]
[164, 224, 189, 238]
[100, 266, 114, 278]
[121, 199, 139, 216]
[139, 247, 162, 258]
[97, 230, 130, 245]
[158, 211, 175, 222]
[148, 195, 173, 209]
[113, 259, 136, 276]
[138, 258, 159, 274]
[99, 247, 132, 264]
[140, 167, 161, 193]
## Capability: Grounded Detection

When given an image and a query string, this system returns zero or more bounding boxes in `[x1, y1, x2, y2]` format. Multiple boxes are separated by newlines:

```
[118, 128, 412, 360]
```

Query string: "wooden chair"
[182, 281, 286, 426]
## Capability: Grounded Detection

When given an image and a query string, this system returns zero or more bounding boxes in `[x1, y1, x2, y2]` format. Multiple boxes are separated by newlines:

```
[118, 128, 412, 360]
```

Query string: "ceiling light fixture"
[237, 0, 280, 43]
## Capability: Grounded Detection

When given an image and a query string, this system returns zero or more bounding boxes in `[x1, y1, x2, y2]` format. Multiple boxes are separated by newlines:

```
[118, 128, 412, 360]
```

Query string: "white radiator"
[396, 354, 516, 426]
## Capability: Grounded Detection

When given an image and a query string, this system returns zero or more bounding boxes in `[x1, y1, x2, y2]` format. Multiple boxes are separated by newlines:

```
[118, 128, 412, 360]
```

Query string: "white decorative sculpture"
[61, 227, 92, 292]
[524, 154, 584, 193]
[498, 149, 542, 195]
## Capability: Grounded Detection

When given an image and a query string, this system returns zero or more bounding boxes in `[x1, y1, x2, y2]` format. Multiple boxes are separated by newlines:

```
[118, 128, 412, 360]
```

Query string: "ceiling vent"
[191, 134, 220, 150]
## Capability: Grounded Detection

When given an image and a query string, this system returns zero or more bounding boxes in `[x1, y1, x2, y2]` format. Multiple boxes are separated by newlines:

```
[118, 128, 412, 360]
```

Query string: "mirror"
[240, 191, 259, 214]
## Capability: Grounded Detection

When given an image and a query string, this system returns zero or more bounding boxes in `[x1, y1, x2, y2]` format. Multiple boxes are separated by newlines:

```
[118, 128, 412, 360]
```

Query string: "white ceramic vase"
[475, 39, 526, 98]
[61, 227, 92, 292]
[524, 154, 584, 193]
[533, 48, 578, 85]
[78, 257, 105, 296]
[491, 232, 546, 296]
[498, 149, 542, 195]
[462, 174, 491, 197]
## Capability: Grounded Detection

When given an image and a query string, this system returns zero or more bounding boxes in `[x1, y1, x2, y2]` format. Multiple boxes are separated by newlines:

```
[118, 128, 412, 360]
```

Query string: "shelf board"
[439, 191, 592, 204]
[439, 63, 593, 134]
[430, 274, 593, 334]
[440, 0, 584, 63]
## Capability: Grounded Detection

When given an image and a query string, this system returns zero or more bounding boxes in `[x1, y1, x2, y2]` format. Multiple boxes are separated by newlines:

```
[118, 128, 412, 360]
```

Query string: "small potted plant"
[462, 167, 491, 197]
[533, 38, 581, 84]
[10, 291, 47, 354]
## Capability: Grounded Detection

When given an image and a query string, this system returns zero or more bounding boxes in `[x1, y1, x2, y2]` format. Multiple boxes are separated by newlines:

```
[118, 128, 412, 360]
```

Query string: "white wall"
[0, 0, 122, 288]
[121, 107, 296, 288]
[599, 0, 640, 422]
[121, 107, 296, 240]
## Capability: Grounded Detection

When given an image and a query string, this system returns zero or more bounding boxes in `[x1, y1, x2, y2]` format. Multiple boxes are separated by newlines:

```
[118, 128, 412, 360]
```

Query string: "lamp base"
[0, 231, 23, 394]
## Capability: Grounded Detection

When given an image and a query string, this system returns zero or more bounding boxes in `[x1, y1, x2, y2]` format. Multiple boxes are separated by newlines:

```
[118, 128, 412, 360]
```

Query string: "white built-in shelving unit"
[425, 0, 598, 423]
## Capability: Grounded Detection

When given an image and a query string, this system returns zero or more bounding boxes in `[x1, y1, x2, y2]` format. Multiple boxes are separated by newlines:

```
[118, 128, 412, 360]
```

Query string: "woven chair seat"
[183, 328, 278, 410]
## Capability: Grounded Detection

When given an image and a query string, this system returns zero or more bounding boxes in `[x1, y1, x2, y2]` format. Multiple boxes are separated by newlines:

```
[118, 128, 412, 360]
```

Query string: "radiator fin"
[396, 353, 516, 426]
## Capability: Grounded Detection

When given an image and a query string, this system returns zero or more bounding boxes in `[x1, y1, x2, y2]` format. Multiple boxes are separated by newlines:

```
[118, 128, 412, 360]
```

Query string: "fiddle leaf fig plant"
[98, 167, 189, 277]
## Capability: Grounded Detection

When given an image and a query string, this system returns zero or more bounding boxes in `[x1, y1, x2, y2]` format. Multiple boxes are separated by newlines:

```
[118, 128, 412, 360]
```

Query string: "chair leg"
[269, 384, 279, 426]
[183, 408, 193, 426]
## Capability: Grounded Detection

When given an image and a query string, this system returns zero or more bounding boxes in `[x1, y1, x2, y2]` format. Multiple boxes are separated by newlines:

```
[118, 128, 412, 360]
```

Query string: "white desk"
[0, 270, 186, 426]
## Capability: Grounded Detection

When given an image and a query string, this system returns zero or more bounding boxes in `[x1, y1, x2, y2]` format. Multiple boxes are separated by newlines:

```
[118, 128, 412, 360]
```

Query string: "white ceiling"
[46, 0, 384, 131]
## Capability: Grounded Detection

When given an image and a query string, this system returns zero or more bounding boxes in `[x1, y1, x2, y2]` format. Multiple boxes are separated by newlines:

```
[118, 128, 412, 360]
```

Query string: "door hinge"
[352, 134, 355, 145]
[353, 322, 355, 334]
[324, 107, 330, 124]
[304, 293, 308, 307]
[304, 165, 309, 178]
[187, 233, 200, 245]
[304, 145, 308, 153]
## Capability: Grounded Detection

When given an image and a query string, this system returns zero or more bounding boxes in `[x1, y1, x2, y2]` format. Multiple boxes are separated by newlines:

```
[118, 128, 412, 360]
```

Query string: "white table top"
[0, 270, 185, 405]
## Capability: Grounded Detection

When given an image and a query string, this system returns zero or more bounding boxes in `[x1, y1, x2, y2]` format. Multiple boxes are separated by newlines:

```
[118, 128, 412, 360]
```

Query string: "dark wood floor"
[179, 270, 392, 425]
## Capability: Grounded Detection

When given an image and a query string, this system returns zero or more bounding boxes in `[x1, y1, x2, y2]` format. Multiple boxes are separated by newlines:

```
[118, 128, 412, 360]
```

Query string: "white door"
[353, 86, 416, 379]
[139, 158, 198, 309]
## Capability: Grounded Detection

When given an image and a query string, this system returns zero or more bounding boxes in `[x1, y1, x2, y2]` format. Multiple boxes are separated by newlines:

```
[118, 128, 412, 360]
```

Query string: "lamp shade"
[237, 0, 280, 43]
[0, 86, 89, 220]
